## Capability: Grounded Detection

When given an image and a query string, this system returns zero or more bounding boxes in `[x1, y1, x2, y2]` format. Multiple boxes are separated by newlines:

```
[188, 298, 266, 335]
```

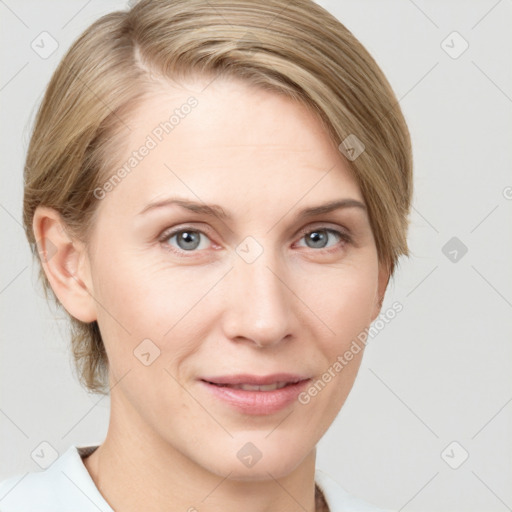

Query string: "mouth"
[199, 374, 312, 415]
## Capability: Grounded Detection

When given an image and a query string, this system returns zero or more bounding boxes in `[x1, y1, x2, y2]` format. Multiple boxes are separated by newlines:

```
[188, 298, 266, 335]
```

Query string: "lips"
[199, 373, 312, 415]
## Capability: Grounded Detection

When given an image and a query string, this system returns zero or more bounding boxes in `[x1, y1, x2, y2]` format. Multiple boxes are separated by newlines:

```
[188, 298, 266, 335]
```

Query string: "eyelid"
[159, 220, 213, 235]
[296, 221, 351, 237]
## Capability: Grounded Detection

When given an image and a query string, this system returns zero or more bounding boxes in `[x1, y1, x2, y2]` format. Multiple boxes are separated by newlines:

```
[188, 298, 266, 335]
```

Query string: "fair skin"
[34, 76, 389, 512]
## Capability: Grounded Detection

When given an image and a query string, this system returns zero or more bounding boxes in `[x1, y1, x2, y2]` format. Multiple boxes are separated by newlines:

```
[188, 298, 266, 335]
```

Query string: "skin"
[34, 75, 389, 512]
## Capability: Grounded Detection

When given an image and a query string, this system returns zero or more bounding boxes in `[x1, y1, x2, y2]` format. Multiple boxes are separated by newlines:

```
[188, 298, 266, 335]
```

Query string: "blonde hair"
[23, 0, 413, 394]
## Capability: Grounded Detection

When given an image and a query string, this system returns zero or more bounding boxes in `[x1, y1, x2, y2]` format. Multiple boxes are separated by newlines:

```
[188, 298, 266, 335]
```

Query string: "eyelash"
[158, 224, 352, 258]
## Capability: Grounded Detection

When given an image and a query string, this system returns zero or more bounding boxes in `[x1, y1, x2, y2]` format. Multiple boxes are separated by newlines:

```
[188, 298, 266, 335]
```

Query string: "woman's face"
[82, 76, 388, 479]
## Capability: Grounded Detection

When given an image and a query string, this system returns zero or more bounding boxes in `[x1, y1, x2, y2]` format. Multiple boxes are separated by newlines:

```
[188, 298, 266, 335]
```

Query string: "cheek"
[294, 266, 376, 438]
[89, 243, 218, 368]
[301, 258, 378, 338]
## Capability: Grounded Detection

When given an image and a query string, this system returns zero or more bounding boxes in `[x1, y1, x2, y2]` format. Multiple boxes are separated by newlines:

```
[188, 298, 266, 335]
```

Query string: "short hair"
[23, 0, 413, 394]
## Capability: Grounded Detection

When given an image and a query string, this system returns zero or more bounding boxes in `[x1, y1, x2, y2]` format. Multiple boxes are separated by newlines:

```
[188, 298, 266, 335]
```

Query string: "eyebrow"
[137, 197, 366, 219]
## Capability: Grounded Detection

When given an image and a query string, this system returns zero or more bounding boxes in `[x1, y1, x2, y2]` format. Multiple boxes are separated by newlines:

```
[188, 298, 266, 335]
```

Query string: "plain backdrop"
[1, 1, 511, 511]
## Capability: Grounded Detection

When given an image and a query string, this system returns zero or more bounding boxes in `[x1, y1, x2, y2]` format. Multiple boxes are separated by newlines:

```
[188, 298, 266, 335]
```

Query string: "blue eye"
[297, 228, 350, 250]
[160, 228, 211, 253]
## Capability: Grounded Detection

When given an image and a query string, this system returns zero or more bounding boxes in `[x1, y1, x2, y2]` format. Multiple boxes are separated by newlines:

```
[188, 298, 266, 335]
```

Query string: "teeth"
[216, 381, 290, 391]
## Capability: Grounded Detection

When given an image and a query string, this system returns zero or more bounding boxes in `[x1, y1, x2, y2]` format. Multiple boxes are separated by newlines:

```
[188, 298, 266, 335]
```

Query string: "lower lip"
[200, 379, 311, 415]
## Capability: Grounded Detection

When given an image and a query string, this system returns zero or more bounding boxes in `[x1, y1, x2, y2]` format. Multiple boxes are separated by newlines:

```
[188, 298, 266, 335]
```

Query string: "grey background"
[1, 1, 511, 511]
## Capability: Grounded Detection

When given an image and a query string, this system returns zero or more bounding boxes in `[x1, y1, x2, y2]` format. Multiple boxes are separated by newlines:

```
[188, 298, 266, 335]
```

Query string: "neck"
[83, 392, 323, 512]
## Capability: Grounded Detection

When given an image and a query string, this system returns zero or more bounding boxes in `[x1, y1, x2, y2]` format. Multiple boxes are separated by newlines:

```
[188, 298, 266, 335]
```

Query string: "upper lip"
[200, 373, 311, 386]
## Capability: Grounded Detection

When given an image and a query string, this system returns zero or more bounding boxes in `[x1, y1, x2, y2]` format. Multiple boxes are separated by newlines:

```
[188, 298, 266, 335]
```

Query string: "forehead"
[97, 76, 363, 216]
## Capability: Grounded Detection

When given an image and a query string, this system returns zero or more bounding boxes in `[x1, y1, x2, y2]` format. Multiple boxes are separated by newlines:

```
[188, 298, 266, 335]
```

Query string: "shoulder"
[0, 445, 111, 512]
[315, 468, 393, 512]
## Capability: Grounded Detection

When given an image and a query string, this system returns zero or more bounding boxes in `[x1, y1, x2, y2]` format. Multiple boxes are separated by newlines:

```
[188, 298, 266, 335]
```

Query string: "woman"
[0, 0, 412, 510]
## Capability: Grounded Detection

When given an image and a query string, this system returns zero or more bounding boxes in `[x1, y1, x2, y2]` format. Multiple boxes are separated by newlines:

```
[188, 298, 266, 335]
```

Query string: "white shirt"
[0, 445, 390, 511]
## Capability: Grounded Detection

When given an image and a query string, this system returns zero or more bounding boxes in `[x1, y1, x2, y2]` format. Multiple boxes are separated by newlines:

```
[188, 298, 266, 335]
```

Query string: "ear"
[32, 206, 97, 323]
[370, 261, 391, 323]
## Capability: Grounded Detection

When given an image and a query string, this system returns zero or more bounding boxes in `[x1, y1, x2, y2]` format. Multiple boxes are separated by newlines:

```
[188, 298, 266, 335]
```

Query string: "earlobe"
[32, 206, 97, 323]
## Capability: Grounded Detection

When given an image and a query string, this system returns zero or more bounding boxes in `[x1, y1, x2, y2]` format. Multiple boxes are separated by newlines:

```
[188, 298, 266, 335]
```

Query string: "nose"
[220, 250, 293, 349]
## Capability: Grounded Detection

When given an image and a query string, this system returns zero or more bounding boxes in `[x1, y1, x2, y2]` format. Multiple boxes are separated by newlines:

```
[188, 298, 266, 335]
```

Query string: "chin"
[200, 440, 311, 482]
